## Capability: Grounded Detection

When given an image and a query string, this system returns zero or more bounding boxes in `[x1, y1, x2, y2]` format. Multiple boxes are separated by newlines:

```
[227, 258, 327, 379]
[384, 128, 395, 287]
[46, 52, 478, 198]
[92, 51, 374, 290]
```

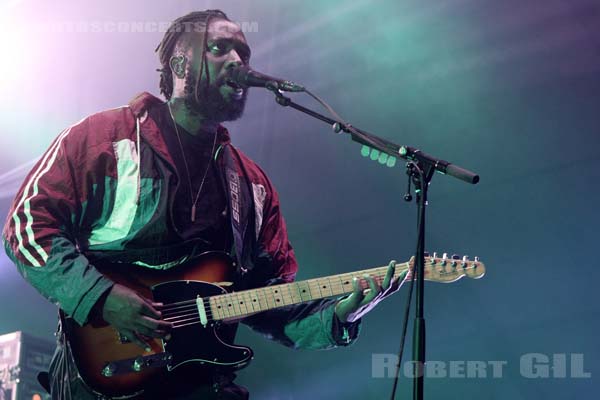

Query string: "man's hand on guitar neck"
[335, 260, 410, 324]
[99, 284, 173, 352]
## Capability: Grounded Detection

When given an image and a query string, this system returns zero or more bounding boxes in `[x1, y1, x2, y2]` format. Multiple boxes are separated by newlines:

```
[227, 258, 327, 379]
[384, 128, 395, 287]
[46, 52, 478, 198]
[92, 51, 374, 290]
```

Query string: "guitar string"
[160, 264, 475, 321]
[159, 275, 374, 316]
[168, 264, 480, 329]
[158, 267, 400, 320]
[156, 263, 411, 313]
[157, 265, 479, 323]
[162, 275, 381, 323]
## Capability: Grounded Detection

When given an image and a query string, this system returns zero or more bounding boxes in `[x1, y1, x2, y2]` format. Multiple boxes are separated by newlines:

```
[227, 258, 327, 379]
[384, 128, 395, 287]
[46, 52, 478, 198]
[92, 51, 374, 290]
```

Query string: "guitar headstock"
[409, 252, 486, 283]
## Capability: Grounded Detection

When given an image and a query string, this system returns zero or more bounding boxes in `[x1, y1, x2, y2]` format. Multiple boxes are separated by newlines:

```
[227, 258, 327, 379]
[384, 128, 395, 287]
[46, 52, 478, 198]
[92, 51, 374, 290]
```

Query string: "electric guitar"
[62, 251, 485, 398]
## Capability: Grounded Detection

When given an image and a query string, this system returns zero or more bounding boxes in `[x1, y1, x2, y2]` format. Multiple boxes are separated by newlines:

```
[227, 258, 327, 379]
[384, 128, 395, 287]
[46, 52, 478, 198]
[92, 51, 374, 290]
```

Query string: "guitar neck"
[207, 262, 408, 321]
[206, 254, 485, 321]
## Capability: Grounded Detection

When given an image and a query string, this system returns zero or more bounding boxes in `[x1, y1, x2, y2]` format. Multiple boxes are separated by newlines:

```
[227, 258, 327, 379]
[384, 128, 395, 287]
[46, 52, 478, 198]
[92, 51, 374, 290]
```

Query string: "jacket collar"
[128, 92, 232, 162]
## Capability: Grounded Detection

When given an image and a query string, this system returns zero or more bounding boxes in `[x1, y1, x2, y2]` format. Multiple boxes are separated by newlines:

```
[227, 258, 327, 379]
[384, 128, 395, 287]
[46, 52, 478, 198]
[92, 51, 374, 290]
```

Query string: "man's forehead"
[207, 18, 246, 42]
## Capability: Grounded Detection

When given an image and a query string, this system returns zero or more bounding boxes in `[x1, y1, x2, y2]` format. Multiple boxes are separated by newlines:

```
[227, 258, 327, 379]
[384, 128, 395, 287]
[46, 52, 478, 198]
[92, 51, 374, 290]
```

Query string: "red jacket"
[3, 92, 358, 349]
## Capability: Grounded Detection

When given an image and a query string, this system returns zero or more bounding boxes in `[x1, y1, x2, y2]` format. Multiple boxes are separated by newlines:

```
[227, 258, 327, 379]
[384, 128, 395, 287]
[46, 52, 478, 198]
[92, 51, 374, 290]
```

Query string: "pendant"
[191, 204, 196, 222]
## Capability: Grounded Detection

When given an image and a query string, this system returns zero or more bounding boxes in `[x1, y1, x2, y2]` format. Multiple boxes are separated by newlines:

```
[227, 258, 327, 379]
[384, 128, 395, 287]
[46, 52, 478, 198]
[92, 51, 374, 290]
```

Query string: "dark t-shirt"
[148, 102, 231, 251]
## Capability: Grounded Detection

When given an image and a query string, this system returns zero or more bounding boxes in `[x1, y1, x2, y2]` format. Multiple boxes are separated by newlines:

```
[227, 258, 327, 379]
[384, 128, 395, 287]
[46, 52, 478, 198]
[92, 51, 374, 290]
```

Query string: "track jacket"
[2, 92, 359, 349]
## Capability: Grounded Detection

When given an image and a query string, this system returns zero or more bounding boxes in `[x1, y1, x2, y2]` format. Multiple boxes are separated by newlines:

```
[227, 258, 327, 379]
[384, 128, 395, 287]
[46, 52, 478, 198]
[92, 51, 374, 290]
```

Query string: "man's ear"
[169, 55, 187, 78]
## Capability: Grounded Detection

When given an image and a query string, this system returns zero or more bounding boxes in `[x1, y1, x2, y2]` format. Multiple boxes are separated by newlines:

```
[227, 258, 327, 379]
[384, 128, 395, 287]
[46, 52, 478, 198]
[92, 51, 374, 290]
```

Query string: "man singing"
[3, 10, 405, 399]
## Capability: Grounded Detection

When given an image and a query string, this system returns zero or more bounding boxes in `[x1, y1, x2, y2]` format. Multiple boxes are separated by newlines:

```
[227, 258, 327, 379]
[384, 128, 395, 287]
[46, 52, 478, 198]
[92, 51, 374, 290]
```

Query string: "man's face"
[182, 18, 251, 122]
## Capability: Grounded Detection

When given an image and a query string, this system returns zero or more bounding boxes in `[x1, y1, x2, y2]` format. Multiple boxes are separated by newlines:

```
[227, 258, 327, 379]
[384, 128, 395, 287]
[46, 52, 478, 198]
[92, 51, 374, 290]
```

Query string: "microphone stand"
[266, 86, 479, 400]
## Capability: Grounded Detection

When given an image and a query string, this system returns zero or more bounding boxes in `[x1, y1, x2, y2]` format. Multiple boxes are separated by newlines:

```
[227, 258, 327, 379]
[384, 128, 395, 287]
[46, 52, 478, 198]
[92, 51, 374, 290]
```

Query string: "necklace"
[167, 102, 218, 223]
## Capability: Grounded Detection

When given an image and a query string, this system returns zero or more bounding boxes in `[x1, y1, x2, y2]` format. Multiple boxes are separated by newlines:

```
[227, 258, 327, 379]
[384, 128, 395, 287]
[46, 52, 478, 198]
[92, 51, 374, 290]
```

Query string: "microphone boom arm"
[267, 87, 479, 185]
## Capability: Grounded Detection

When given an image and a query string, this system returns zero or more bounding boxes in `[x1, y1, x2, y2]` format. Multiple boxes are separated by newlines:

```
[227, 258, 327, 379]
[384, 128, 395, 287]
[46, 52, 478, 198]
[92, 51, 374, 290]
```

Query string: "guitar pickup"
[101, 352, 173, 377]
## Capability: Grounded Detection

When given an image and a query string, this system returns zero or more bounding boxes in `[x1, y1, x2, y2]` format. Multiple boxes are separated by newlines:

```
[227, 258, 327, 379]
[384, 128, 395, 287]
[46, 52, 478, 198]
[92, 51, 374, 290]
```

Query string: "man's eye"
[208, 43, 225, 54]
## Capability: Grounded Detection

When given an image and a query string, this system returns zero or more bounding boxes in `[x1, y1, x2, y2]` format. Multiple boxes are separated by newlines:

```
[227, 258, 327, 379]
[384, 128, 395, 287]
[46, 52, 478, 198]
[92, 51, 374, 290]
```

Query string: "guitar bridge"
[101, 352, 173, 377]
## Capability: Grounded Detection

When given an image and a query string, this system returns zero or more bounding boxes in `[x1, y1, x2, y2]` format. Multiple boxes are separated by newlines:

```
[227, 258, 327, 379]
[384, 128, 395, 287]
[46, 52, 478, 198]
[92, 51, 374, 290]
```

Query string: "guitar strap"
[222, 146, 256, 287]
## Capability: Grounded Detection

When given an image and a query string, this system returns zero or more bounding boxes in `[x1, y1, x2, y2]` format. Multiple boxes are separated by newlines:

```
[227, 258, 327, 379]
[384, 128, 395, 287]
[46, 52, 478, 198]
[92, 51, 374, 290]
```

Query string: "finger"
[140, 299, 162, 319]
[124, 330, 152, 352]
[362, 275, 380, 303]
[136, 316, 172, 338]
[390, 269, 408, 289]
[353, 276, 367, 299]
[382, 260, 396, 290]
[344, 277, 365, 308]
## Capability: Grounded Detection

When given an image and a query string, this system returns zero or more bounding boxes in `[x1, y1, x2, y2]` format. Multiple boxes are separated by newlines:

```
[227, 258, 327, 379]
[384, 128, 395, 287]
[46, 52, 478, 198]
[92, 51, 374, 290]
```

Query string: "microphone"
[228, 66, 305, 92]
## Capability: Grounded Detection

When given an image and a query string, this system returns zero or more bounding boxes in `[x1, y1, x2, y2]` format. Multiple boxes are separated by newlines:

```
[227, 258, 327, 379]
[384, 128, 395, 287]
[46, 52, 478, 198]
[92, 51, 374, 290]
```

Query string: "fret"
[316, 277, 334, 298]
[218, 295, 227, 320]
[224, 294, 235, 318]
[288, 282, 302, 304]
[337, 274, 349, 296]
[296, 281, 312, 302]
[243, 291, 255, 314]
[269, 286, 283, 308]
[256, 287, 268, 312]
[240, 292, 251, 316]
[310, 278, 323, 300]
[264, 287, 275, 310]
[247, 291, 258, 313]
[339, 274, 354, 295]
[231, 292, 243, 318]
[249, 289, 262, 312]
[234, 293, 243, 317]
[331, 276, 344, 296]
[281, 284, 294, 306]
[208, 298, 220, 321]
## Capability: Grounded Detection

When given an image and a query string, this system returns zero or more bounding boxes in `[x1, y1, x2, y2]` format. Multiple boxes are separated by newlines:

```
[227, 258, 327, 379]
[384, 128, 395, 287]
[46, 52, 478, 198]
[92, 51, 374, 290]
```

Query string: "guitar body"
[63, 251, 253, 398]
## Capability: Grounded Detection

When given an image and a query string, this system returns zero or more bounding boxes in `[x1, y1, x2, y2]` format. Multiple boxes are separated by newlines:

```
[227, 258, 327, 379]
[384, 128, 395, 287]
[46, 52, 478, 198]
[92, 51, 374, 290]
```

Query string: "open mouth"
[225, 79, 243, 90]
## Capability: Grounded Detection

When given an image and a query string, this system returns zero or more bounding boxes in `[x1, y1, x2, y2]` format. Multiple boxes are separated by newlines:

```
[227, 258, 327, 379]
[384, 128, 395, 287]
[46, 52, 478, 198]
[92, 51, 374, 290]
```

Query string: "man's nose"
[224, 50, 243, 71]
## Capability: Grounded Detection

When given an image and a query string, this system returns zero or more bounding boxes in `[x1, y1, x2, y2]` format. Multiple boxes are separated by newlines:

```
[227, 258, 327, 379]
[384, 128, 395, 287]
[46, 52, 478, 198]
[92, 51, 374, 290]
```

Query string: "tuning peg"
[441, 253, 448, 266]
[451, 254, 460, 267]
[461, 256, 469, 268]
[462, 255, 469, 268]
[424, 251, 430, 257]
[474, 256, 480, 268]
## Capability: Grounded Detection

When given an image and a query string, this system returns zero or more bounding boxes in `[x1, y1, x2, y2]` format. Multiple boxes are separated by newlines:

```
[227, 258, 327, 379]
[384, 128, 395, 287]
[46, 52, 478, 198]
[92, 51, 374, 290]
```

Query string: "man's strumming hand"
[101, 284, 172, 352]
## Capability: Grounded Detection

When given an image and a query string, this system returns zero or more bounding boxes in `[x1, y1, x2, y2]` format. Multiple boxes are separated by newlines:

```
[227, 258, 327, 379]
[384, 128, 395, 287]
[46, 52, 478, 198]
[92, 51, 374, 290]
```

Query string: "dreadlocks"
[155, 10, 230, 100]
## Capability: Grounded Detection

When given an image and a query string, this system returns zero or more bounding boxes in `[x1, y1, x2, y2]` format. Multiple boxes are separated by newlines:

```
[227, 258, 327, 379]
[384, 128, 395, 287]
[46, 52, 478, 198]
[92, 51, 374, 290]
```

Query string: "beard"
[182, 66, 248, 123]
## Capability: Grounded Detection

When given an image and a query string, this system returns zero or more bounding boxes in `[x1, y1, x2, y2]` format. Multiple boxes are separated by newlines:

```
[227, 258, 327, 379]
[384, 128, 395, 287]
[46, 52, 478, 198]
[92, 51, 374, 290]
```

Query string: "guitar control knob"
[133, 357, 144, 372]
[102, 363, 117, 377]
